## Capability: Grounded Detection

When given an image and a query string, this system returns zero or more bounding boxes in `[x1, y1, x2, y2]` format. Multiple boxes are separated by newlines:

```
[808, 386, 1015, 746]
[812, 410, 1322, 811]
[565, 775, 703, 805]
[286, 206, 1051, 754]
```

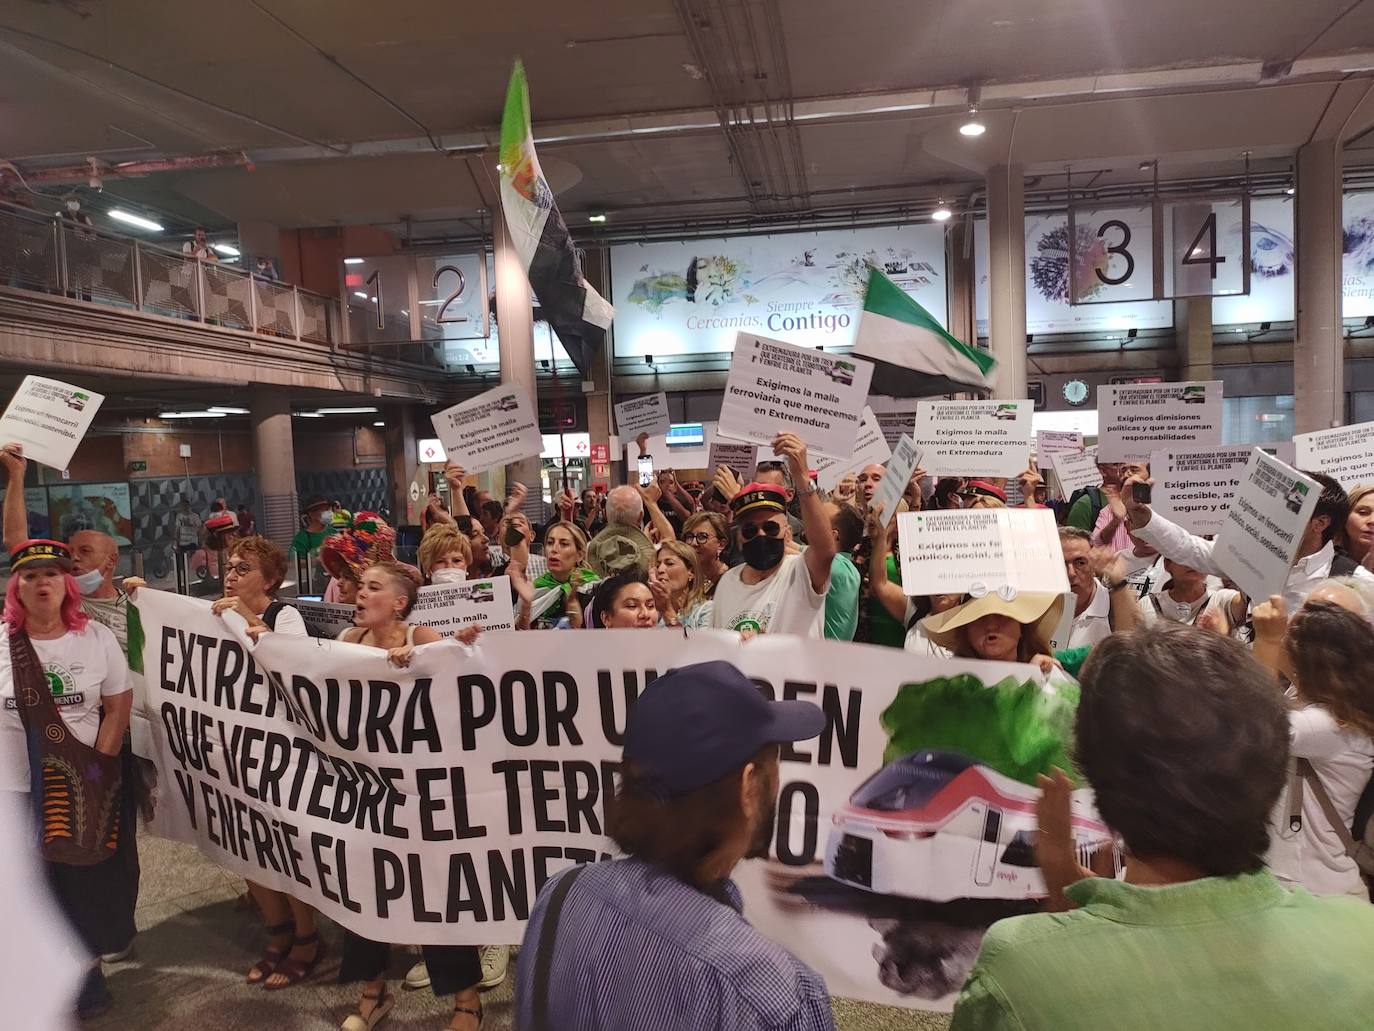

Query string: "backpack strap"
[1297, 758, 1374, 875]
[1329, 552, 1361, 578]
[262, 601, 284, 630]
[529, 865, 584, 1031]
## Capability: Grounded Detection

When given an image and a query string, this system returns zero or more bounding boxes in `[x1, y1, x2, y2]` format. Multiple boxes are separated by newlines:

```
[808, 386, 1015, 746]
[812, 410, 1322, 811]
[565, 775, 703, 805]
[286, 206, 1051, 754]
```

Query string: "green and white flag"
[852, 267, 995, 395]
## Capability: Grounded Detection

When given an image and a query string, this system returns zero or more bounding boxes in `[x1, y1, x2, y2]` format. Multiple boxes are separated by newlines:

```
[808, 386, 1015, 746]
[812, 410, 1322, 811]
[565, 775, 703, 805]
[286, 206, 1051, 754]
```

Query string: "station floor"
[89, 835, 951, 1031]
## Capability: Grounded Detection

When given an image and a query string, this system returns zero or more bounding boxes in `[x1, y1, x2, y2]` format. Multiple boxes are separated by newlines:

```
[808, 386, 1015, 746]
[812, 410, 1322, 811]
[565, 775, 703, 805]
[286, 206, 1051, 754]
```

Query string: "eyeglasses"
[739, 521, 783, 541]
[224, 562, 258, 577]
[683, 532, 716, 545]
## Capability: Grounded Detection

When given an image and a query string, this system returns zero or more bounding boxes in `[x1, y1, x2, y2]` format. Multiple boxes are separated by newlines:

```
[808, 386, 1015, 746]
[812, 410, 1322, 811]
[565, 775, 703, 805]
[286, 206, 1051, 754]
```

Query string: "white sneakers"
[402, 946, 509, 993]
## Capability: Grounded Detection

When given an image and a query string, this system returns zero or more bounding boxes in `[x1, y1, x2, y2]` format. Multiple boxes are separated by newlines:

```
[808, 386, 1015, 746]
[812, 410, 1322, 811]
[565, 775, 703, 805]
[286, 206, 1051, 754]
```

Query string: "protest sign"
[812, 407, 891, 490]
[132, 589, 1108, 1015]
[1151, 444, 1255, 536]
[719, 332, 874, 459]
[868, 395, 923, 448]
[706, 439, 759, 482]
[896, 508, 1070, 597]
[914, 399, 1033, 478]
[430, 385, 542, 474]
[1295, 421, 1374, 489]
[1097, 380, 1222, 462]
[0, 375, 103, 471]
[612, 392, 671, 438]
[1035, 430, 1083, 460]
[1050, 449, 1103, 496]
[870, 435, 925, 527]
[296, 580, 515, 638]
[1212, 450, 1320, 603]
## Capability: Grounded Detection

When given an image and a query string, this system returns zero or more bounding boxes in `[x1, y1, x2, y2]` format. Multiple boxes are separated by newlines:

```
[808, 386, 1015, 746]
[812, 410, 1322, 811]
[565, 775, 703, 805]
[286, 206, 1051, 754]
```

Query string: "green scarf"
[533, 567, 598, 596]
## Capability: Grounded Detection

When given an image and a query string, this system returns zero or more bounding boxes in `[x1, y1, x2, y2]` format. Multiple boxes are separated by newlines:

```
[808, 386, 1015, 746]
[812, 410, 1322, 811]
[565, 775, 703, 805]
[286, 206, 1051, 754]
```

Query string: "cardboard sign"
[1050, 450, 1103, 497]
[707, 439, 759, 482]
[296, 578, 515, 638]
[812, 406, 892, 490]
[1097, 380, 1223, 463]
[719, 332, 874, 459]
[1295, 421, 1374, 489]
[430, 385, 543, 474]
[914, 399, 1034, 478]
[1212, 450, 1320, 603]
[1035, 430, 1083, 459]
[0, 375, 104, 471]
[613, 391, 671, 438]
[1151, 444, 1257, 536]
[897, 508, 1070, 597]
[870, 434, 925, 526]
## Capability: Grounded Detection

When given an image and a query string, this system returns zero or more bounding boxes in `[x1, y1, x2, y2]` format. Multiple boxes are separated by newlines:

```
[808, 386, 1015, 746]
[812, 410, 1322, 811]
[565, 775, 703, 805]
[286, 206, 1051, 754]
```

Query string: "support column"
[251, 389, 297, 550]
[383, 404, 419, 524]
[1295, 140, 1346, 433]
[493, 202, 544, 519]
[948, 219, 977, 347]
[986, 165, 1028, 399]
[583, 246, 616, 490]
[1175, 296, 1214, 382]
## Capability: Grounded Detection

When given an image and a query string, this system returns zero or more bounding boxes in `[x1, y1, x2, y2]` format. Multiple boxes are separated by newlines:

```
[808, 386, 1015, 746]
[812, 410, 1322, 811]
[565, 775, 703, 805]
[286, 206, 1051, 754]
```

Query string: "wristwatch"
[796, 481, 818, 497]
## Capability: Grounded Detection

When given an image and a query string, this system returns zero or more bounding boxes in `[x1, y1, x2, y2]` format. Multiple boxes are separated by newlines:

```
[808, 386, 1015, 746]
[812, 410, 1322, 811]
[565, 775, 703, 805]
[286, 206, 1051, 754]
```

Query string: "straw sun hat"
[920, 591, 1065, 653]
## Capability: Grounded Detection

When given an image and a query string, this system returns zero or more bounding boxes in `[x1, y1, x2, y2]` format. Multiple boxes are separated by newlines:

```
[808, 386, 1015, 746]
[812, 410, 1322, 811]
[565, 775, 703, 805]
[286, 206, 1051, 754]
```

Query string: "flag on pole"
[852, 267, 996, 396]
[499, 60, 614, 379]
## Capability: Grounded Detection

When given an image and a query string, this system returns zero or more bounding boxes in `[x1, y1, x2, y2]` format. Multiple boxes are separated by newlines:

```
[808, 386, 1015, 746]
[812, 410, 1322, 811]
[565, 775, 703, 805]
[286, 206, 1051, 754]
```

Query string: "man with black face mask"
[710, 432, 835, 638]
[516, 660, 835, 1031]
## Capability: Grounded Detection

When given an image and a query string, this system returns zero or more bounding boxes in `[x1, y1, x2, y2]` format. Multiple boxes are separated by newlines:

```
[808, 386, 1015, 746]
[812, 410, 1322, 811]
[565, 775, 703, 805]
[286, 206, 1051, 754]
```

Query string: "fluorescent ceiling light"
[353, 291, 369, 299]
[315, 406, 380, 415]
[108, 209, 164, 232]
[343, 257, 365, 265]
[207, 406, 249, 414]
[212, 243, 240, 257]
[588, 213, 607, 223]
[372, 421, 385, 427]
[159, 410, 225, 419]
[293, 411, 324, 418]
[931, 203, 953, 222]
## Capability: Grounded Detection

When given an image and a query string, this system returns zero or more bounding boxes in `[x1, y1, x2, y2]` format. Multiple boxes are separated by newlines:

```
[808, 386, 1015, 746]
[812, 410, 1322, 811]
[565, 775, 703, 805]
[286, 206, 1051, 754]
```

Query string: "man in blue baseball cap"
[515, 659, 835, 1031]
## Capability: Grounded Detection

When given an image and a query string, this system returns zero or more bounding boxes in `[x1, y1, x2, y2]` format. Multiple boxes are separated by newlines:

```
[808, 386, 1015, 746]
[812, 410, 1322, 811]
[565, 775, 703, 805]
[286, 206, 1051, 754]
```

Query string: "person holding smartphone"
[1091, 461, 1150, 551]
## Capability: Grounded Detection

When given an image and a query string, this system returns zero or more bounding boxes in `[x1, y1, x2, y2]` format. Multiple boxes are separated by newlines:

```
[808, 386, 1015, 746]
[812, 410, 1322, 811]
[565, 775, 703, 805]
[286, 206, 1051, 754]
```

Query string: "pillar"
[582, 246, 616, 489]
[1294, 140, 1345, 433]
[986, 165, 1028, 399]
[251, 389, 297, 549]
[1175, 296, 1213, 382]
[492, 202, 544, 520]
[383, 404, 419, 524]
[948, 220, 977, 347]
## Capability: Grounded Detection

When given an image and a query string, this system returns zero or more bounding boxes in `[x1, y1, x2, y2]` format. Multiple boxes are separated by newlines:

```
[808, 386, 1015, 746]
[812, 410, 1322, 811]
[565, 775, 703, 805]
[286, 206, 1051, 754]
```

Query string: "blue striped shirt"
[515, 857, 835, 1030]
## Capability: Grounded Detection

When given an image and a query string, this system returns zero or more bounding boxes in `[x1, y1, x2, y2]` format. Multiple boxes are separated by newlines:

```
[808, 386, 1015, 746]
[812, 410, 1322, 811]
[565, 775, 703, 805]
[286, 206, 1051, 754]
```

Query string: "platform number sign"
[1069, 197, 1250, 303]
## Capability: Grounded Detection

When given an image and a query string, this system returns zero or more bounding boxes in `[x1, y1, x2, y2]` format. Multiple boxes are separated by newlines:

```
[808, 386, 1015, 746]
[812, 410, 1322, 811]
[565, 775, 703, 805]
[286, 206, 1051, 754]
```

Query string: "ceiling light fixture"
[108, 209, 164, 232]
[207, 406, 249, 415]
[343, 257, 365, 265]
[1286, 187, 1295, 195]
[372, 421, 385, 427]
[588, 213, 607, 223]
[159, 410, 225, 419]
[958, 85, 986, 137]
[931, 201, 953, 222]
[293, 411, 325, 418]
[315, 406, 380, 415]
[212, 243, 240, 257]
[353, 291, 369, 299]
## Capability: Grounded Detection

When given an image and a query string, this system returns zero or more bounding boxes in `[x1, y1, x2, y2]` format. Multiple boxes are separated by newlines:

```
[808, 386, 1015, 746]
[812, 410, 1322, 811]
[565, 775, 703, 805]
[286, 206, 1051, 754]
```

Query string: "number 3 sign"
[1068, 197, 1251, 304]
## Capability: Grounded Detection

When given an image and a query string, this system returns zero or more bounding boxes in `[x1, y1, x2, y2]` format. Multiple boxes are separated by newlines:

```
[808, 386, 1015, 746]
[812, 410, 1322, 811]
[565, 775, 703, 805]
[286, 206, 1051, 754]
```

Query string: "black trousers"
[338, 933, 482, 997]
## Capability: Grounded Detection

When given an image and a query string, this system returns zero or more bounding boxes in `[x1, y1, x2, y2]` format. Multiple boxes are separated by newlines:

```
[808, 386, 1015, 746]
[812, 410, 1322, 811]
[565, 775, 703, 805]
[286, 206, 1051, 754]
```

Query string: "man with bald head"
[855, 464, 885, 508]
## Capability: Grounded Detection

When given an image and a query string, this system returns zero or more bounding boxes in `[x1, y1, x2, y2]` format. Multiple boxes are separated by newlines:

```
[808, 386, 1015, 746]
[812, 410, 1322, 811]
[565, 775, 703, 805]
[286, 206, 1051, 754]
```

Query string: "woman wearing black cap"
[0, 539, 134, 1019]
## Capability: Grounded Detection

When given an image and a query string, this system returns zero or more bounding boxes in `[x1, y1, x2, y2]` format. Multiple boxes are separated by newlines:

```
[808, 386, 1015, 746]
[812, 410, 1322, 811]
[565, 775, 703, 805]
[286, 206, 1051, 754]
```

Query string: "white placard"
[1151, 444, 1257, 536]
[718, 332, 875, 459]
[430, 385, 543, 474]
[1050, 450, 1103, 495]
[1212, 450, 1320, 603]
[1035, 430, 1083, 459]
[0, 375, 104, 471]
[417, 438, 448, 464]
[707, 439, 758, 482]
[869, 435, 925, 526]
[296, 578, 515, 638]
[812, 407, 891, 490]
[897, 508, 1070, 597]
[613, 392, 671, 438]
[914, 399, 1034, 478]
[1295, 421, 1374, 489]
[1097, 380, 1223, 463]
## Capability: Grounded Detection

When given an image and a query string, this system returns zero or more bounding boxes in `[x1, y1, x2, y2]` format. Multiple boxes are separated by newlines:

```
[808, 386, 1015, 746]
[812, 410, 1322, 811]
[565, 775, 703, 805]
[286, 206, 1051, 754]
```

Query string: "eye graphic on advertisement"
[1248, 222, 1294, 279]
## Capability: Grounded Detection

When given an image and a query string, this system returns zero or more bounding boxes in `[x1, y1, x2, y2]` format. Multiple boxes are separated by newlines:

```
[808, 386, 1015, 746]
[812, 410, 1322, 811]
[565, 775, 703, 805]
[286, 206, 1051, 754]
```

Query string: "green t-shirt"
[823, 554, 860, 642]
[951, 871, 1374, 1031]
[290, 525, 336, 557]
[866, 554, 907, 648]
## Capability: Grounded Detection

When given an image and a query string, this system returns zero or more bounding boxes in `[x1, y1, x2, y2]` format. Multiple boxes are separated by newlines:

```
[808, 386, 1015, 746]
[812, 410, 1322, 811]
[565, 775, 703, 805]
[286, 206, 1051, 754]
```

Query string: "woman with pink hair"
[0, 539, 133, 1020]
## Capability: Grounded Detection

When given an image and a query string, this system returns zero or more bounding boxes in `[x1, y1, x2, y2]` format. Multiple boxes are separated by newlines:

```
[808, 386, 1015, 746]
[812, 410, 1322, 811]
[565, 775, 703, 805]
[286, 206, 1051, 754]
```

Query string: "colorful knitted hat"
[320, 511, 395, 581]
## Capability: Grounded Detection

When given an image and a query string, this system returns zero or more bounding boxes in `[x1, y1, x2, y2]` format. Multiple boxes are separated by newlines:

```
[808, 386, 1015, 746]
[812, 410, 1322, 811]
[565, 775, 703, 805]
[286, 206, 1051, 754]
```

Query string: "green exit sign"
[129, 460, 147, 472]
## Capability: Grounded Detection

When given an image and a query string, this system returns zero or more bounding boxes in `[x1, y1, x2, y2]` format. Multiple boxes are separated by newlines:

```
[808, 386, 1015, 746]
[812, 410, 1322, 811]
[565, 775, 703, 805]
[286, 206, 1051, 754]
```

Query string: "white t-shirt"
[709, 553, 827, 638]
[1136, 589, 1212, 626]
[0, 621, 129, 792]
[1067, 581, 1112, 650]
[1267, 701, 1374, 898]
[266, 603, 308, 638]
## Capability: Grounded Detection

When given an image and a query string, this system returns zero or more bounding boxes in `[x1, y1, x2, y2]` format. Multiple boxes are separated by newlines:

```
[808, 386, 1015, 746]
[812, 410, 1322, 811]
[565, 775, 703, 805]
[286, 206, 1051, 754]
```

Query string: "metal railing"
[0, 200, 341, 345]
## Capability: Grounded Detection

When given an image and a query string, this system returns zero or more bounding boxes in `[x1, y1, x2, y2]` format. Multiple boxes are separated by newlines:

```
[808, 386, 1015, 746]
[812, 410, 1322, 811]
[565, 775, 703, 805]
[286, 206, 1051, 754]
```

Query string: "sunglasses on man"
[739, 520, 784, 541]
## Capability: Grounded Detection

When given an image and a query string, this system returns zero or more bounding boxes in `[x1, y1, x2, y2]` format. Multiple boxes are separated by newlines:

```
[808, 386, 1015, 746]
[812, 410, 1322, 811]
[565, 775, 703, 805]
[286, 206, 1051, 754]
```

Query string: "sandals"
[245, 921, 293, 985]
[262, 931, 327, 990]
[448, 1002, 483, 1031]
[341, 982, 395, 1031]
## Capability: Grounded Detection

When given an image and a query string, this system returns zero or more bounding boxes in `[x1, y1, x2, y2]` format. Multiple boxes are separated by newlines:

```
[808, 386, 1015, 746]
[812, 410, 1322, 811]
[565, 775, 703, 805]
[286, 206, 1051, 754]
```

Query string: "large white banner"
[131, 590, 1109, 1014]
[611, 225, 948, 356]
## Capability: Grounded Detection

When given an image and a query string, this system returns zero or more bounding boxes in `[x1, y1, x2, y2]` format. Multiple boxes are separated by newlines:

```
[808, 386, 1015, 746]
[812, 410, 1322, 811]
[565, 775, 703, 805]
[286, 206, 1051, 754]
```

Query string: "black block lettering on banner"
[775, 781, 820, 866]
